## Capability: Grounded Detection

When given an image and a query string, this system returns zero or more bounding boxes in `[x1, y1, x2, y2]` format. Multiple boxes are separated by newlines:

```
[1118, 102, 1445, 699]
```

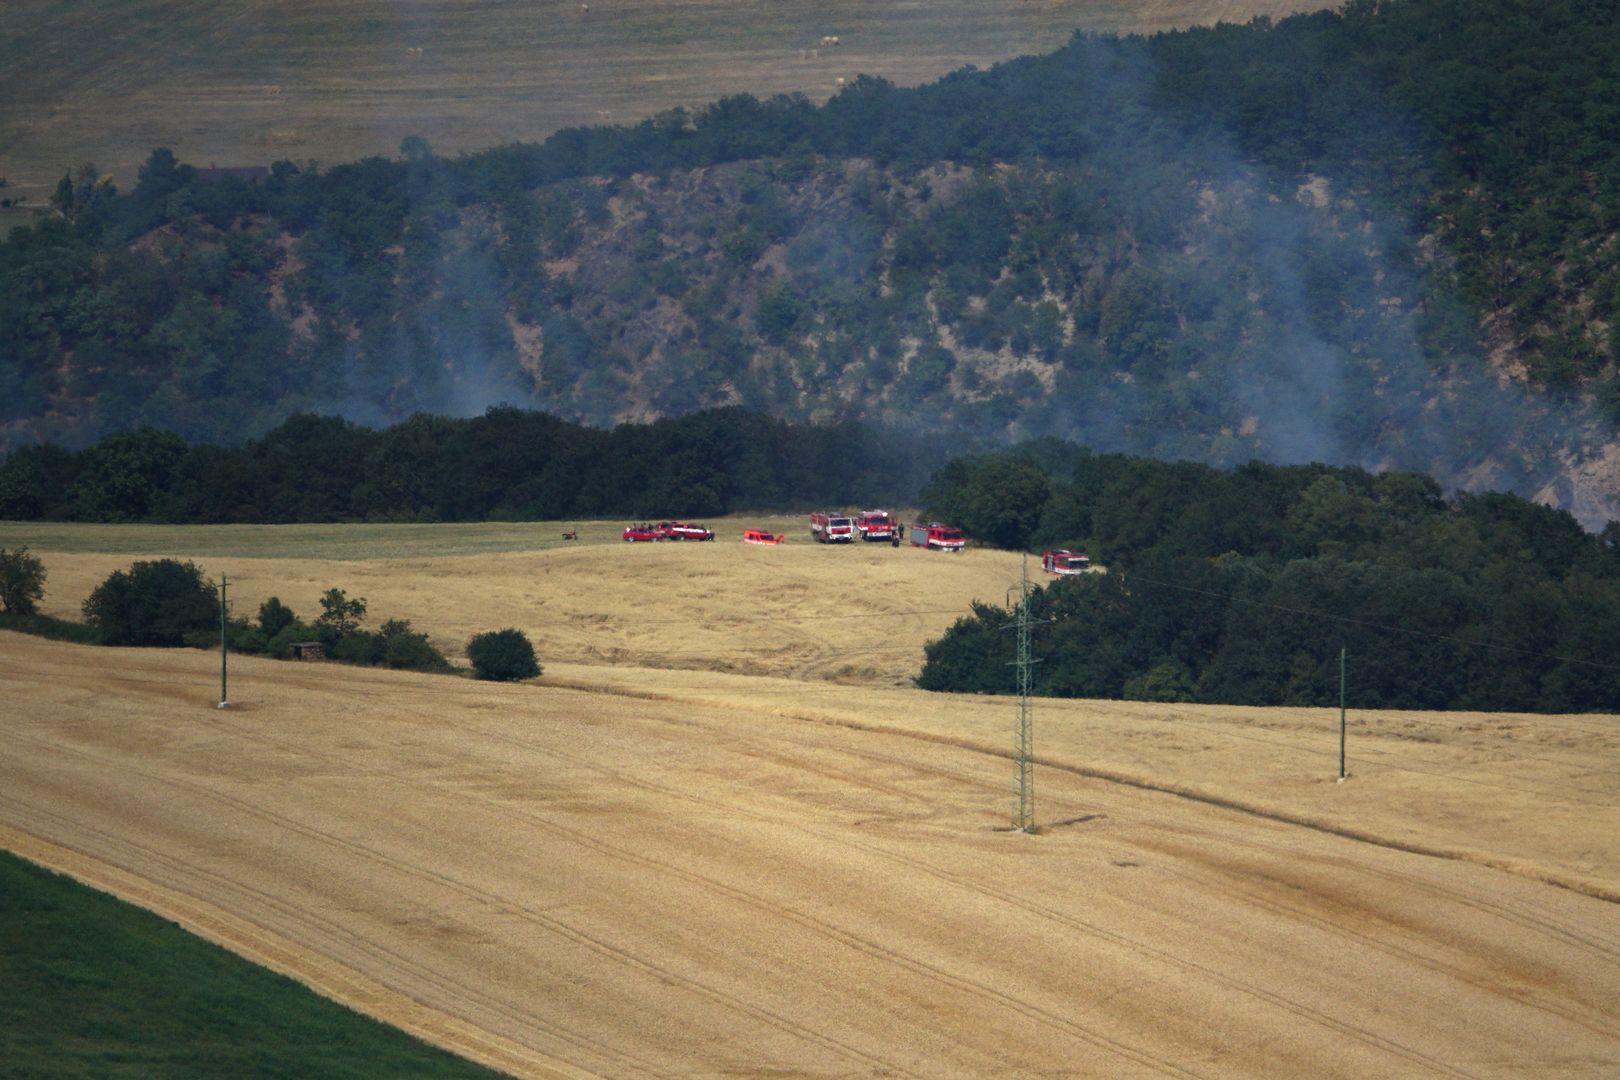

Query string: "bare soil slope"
[1, 0, 1328, 202]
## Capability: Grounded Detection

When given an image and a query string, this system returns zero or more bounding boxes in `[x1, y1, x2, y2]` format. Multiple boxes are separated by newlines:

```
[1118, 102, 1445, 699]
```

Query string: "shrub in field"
[0, 546, 46, 616]
[329, 618, 452, 674]
[467, 629, 541, 681]
[258, 596, 296, 638]
[0, 611, 101, 645]
[267, 620, 319, 658]
[82, 559, 217, 646]
[378, 619, 453, 673]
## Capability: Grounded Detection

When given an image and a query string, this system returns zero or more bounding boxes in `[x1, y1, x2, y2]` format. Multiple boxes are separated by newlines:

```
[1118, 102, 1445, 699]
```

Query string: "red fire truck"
[909, 522, 966, 552]
[1041, 549, 1091, 575]
[809, 512, 855, 543]
[854, 510, 895, 542]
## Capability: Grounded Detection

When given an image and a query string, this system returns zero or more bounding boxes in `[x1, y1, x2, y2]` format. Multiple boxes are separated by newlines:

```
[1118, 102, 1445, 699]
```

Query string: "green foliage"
[258, 595, 296, 637]
[66, 428, 187, 522]
[0, 545, 45, 615]
[82, 559, 217, 646]
[0, 407, 942, 524]
[328, 617, 453, 673]
[755, 279, 803, 345]
[0, 610, 102, 645]
[917, 447, 1620, 712]
[0, 849, 505, 1079]
[921, 454, 1050, 550]
[467, 628, 541, 681]
[1123, 660, 1197, 704]
[316, 587, 367, 637]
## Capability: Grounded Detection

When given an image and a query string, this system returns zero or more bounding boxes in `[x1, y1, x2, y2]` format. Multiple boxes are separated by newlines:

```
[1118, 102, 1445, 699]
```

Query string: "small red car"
[623, 524, 661, 542]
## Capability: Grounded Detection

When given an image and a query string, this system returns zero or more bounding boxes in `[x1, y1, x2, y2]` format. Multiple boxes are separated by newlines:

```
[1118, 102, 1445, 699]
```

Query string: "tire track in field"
[588, 680, 1620, 907]
[2, 728, 917, 1080]
[787, 719, 1620, 1037]
[458, 720, 1506, 1079]
[197, 714, 1205, 1078]
[462, 704, 1620, 1062]
[734, 719, 1612, 965]
[1088, 792, 1620, 967]
[1130, 834, 1620, 1046]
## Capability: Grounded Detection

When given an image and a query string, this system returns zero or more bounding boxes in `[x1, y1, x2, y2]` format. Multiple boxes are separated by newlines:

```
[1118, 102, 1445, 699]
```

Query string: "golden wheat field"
[4, 521, 1620, 1078]
[1, 0, 1329, 206]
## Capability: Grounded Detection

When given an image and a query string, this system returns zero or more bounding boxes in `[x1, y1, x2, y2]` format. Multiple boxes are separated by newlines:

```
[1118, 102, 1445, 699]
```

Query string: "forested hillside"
[4, 0, 1619, 519]
[915, 447, 1620, 712]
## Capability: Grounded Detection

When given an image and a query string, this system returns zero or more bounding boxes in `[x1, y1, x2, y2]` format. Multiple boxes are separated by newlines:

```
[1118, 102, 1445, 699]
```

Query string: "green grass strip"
[0, 850, 510, 1079]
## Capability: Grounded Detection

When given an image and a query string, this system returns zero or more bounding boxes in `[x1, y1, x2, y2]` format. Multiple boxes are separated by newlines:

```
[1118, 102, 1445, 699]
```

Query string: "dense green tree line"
[0, 407, 938, 523]
[916, 448, 1620, 712]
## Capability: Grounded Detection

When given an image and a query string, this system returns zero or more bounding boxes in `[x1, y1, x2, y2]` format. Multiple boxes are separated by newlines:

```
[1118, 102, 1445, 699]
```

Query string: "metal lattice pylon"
[1012, 555, 1038, 832]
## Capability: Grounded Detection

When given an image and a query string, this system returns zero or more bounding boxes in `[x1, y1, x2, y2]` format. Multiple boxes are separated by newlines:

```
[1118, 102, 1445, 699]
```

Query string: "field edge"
[0, 821, 589, 1080]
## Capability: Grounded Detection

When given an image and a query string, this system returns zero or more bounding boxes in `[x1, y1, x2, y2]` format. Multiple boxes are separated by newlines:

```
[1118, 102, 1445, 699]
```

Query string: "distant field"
[1, 515, 1010, 683]
[1, 0, 1329, 203]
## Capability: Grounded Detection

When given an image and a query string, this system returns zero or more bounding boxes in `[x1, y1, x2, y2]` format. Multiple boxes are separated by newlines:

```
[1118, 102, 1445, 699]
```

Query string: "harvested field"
[1, 0, 1330, 203]
[3, 522, 1619, 1076]
[4, 516, 1013, 683]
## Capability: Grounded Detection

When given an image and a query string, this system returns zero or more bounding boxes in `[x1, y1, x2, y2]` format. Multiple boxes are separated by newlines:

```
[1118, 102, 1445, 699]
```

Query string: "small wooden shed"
[289, 641, 325, 661]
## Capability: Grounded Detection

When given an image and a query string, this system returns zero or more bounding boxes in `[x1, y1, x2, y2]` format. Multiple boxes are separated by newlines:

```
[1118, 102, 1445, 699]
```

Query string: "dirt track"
[4, 634, 1619, 1078]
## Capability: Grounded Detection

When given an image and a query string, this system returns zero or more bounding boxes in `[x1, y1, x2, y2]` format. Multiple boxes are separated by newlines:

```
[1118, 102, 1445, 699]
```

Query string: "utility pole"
[1337, 645, 1346, 782]
[1011, 555, 1038, 832]
[217, 574, 230, 710]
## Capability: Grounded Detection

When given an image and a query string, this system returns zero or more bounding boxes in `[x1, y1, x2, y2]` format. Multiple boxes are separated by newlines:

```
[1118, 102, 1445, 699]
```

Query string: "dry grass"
[4, 515, 1011, 682]
[4, 634, 1619, 1078]
[4, 520, 1619, 1077]
[1, 0, 1329, 202]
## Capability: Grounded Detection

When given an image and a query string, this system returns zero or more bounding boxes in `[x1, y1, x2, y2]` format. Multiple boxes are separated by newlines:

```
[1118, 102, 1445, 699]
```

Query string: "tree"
[755, 279, 803, 344]
[82, 559, 217, 646]
[316, 588, 367, 637]
[258, 596, 296, 637]
[66, 428, 189, 523]
[0, 547, 46, 615]
[922, 454, 1051, 550]
[466, 628, 541, 681]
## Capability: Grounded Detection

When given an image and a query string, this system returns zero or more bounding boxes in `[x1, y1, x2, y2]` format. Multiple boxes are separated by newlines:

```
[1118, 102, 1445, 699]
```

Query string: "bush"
[82, 559, 217, 646]
[378, 619, 453, 673]
[267, 619, 318, 658]
[0, 547, 46, 616]
[321, 618, 452, 673]
[258, 597, 296, 638]
[466, 629, 541, 681]
[0, 610, 102, 645]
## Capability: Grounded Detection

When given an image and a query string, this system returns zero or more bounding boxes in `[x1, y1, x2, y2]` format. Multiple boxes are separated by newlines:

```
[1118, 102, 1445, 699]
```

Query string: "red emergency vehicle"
[854, 510, 895, 542]
[1041, 549, 1091, 575]
[909, 522, 965, 552]
[809, 512, 855, 543]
